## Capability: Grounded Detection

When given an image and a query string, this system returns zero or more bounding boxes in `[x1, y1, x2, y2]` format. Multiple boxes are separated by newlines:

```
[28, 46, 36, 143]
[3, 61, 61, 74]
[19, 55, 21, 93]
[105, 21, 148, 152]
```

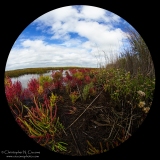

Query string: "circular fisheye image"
[4, 5, 155, 156]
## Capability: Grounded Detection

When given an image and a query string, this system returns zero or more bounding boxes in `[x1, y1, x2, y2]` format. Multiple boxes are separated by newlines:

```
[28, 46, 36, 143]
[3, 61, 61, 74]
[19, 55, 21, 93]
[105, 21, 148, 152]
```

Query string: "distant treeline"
[5, 67, 97, 78]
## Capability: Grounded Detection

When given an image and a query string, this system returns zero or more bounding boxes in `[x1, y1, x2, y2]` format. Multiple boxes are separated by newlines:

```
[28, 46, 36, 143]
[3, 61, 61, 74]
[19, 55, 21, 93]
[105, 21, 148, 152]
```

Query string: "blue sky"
[5, 5, 134, 71]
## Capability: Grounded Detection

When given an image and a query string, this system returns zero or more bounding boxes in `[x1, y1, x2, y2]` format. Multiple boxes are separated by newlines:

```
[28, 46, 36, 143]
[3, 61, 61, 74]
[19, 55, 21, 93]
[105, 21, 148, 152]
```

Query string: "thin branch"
[90, 120, 112, 127]
[112, 127, 120, 141]
[125, 107, 133, 138]
[105, 120, 116, 141]
[62, 129, 67, 136]
[82, 131, 94, 139]
[66, 88, 104, 130]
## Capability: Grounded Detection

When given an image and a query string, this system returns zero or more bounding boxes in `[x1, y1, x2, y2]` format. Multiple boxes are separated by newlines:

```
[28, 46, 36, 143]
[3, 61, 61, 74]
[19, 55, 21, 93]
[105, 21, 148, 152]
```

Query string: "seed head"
[142, 107, 150, 113]
[138, 101, 145, 108]
[137, 90, 145, 97]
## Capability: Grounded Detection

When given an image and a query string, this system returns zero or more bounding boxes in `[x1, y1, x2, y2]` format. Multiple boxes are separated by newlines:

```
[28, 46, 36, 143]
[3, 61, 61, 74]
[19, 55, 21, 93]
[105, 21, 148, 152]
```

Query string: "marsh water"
[11, 70, 67, 88]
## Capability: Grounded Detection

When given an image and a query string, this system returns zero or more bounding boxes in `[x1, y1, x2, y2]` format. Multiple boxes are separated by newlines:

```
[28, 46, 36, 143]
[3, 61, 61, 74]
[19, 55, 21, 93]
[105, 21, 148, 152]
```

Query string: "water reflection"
[11, 70, 67, 89]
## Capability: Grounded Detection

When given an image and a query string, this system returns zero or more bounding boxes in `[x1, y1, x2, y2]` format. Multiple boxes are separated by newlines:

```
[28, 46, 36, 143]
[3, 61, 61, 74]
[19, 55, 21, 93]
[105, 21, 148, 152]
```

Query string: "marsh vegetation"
[4, 28, 155, 156]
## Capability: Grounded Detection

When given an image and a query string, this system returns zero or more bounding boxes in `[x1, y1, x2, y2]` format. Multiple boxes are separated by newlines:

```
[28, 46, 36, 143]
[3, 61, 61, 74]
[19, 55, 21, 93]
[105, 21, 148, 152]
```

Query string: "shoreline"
[5, 66, 98, 78]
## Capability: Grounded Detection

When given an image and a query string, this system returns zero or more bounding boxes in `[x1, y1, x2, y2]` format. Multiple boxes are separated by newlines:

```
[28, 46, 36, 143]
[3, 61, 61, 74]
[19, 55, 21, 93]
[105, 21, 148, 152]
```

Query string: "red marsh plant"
[64, 70, 73, 81]
[15, 93, 67, 152]
[5, 76, 23, 106]
[21, 88, 32, 100]
[84, 75, 91, 84]
[68, 68, 77, 75]
[63, 69, 97, 97]
[69, 91, 80, 105]
[10, 102, 26, 130]
[72, 71, 84, 87]
[63, 71, 74, 93]
[27, 77, 40, 98]
[51, 70, 63, 89]
[63, 70, 72, 84]
[75, 69, 92, 85]
[38, 75, 53, 91]
[65, 69, 92, 90]
[78, 68, 91, 75]
[27, 77, 46, 99]
[65, 69, 78, 88]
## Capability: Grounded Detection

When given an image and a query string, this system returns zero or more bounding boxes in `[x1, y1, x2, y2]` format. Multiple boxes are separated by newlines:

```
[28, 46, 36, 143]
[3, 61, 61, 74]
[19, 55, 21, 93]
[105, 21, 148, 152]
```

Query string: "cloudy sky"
[5, 5, 133, 71]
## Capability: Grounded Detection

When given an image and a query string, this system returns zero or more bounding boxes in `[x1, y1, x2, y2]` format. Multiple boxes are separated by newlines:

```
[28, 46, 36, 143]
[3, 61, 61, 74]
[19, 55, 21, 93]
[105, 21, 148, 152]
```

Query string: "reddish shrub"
[27, 77, 39, 96]
[85, 75, 91, 83]
[21, 88, 32, 100]
[5, 85, 15, 105]
[69, 69, 77, 75]
[52, 70, 63, 81]
[51, 70, 64, 89]
[13, 81, 22, 97]
[65, 71, 72, 81]
[5, 77, 23, 105]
